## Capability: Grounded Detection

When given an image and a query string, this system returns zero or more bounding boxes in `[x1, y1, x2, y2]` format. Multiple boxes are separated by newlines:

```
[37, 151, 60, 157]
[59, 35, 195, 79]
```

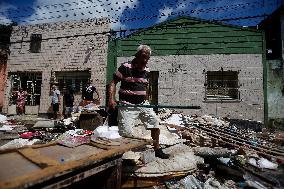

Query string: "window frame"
[55, 71, 91, 94]
[204, 70, 240, 102]
[30, 34, 42, 53]
[9, 72, 42, 106]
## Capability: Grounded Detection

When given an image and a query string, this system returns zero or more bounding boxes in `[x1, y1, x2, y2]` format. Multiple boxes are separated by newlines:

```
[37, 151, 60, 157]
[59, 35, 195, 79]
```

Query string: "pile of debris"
[0, 108, 283, 188]
[120, 109, 284, 188]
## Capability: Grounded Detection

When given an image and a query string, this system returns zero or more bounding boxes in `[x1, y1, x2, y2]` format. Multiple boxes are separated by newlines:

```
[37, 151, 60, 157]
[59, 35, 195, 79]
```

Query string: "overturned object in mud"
[124, 144, 204, 177]
[192, 147, 237, 158]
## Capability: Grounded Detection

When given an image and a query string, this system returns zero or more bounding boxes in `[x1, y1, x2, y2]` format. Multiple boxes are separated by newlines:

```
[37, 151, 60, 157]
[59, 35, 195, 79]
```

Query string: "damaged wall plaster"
[118, 53, 264, 122]
[267, 60, 284, 128]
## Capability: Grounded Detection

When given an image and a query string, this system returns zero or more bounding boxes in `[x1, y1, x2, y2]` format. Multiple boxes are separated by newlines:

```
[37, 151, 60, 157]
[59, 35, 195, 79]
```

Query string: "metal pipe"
[116, 104, 201, 109]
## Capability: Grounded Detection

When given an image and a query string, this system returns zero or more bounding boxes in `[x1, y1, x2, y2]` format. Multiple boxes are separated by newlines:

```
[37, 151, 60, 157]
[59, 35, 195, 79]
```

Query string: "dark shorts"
[53, 103, 59, 112]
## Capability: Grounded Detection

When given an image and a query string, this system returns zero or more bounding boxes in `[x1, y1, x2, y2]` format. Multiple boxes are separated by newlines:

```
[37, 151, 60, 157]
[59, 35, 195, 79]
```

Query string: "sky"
[0, 0, 283, 30]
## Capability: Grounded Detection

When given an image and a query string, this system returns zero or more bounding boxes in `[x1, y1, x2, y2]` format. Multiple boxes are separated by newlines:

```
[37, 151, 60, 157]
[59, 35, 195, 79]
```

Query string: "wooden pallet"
[0, 137, 150, 189]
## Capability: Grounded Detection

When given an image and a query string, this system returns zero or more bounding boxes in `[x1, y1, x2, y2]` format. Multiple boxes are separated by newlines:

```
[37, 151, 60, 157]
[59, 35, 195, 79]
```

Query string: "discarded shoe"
[155, 148, 170, 159]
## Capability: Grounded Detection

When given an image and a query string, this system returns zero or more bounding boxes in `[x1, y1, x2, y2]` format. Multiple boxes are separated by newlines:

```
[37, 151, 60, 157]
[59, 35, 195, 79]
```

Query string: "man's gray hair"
[137, 45, 151, 56]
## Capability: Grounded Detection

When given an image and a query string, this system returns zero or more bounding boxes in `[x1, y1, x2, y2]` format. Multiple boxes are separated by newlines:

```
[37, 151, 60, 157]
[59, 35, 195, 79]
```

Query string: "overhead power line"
[216, 14, 269, 22]
[0, 0, 268, 25]
[0, 0, 231, 15]
[9, 18, 264, 45]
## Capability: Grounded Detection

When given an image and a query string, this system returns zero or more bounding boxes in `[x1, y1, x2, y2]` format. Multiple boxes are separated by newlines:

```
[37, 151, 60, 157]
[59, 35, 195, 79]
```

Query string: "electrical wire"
[0, 0, 236, 15]
[0, 0, 271, 25]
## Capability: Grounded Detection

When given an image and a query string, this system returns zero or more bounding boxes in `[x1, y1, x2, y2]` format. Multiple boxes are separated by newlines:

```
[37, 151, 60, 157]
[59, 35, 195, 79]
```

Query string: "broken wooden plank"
[0, 137, 150, 189]
[18, 148, 59, 168]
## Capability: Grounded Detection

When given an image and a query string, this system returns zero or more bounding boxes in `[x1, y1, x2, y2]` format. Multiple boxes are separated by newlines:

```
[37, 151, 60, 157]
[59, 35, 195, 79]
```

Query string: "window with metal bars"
[55, 71, 91, 94]
[30, 34, 42, 53]
[205, 70, 239, 101]
[9, 72, 42, 106]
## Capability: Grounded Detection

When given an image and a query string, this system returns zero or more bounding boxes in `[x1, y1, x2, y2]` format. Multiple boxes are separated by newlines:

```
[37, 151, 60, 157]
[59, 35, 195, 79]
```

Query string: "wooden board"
[0, 137, 150, 189]
[0, 152, 40, 182]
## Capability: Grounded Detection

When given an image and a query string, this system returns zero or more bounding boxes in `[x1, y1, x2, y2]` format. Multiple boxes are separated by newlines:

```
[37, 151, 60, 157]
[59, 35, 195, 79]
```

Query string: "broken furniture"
[0, 137, 150, 189]
[78, 111, 104, 130]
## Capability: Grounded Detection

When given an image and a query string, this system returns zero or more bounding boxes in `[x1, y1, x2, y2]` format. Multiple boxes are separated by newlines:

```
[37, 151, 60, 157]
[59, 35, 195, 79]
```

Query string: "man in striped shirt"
[108, 45, 169, 159]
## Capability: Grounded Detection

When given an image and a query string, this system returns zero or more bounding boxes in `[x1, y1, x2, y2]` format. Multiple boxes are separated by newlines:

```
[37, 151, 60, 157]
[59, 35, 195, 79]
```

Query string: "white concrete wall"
[267, 60, 284, 119]
[118, 54, 264, 122]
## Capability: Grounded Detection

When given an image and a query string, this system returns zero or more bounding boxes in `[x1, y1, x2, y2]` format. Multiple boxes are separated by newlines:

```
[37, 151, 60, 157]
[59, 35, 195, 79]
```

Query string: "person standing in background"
[63, 87, 74, 118]
[51, 84, 60, 119]
[82, 80, 101, 106]
[15, 88, 28, 115]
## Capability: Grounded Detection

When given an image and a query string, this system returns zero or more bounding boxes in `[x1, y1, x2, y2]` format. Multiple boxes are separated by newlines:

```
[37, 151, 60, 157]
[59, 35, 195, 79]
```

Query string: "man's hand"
[108, 99, 117, 109]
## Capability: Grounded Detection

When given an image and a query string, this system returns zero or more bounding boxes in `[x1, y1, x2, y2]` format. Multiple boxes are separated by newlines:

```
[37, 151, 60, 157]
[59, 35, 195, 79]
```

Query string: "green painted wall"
[107, 17, 264, 84]
[106, 40, 117, 84]
[262, 32, 268, 127]
[106, 16, 267, 123]
[118, 18, 263, 56]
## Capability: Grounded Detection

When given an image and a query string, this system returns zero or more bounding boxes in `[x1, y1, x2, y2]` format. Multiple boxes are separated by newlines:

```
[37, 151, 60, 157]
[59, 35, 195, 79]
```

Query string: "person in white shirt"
[51, 84, 60, 119]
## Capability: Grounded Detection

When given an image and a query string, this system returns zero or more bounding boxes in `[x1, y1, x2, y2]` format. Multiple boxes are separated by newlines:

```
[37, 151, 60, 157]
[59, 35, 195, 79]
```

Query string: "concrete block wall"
[118, 54, 264, 122]
[267, 60, 284, 119]
[0, 63, 7, 111]
[4, 18, 110, 114]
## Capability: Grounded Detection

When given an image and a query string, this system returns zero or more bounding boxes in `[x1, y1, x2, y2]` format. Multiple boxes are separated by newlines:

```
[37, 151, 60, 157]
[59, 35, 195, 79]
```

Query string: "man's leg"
[117, 107, 139, 137]
[65, 107, 71, 118]
[18, 105, 24, 115]
[53, 111, 57, 119]
[20, 107, 24, 115]
[108, 106, 118, 126]
[53, 103, 59, 119]
[150, 128, 160, 150]
[141, 107, 169, 159]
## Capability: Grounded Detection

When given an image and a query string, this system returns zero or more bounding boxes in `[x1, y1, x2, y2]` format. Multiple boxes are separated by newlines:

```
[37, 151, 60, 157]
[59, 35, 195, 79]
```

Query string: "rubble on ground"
[124, 144, 204, 177]
[0, 108, 283, 188]
[121, 109, 284, 188]
[0, 138, 40, 150]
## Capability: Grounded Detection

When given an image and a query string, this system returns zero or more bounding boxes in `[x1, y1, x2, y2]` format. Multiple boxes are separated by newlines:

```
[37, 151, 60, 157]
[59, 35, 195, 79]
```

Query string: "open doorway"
[149, 71, 159, 112]
[9, 72, 42, 106]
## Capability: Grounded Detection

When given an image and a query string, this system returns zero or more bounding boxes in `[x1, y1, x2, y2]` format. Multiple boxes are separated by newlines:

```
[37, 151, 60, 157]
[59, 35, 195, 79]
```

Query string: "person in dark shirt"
[108, 45, 169, 159]
[82, 80, 101, 106]
[63, 87, 74, 118]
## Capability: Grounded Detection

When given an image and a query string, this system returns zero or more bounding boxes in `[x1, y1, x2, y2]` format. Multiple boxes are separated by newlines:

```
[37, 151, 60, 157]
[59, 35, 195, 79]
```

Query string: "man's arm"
[71, 93, 75, 103]
[57, 91, 61, 104]
[64, 94, 68, 108]
[93, 86, 100, 100]
[82, 87, 86, 100]
[108, 79, 118, 109]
